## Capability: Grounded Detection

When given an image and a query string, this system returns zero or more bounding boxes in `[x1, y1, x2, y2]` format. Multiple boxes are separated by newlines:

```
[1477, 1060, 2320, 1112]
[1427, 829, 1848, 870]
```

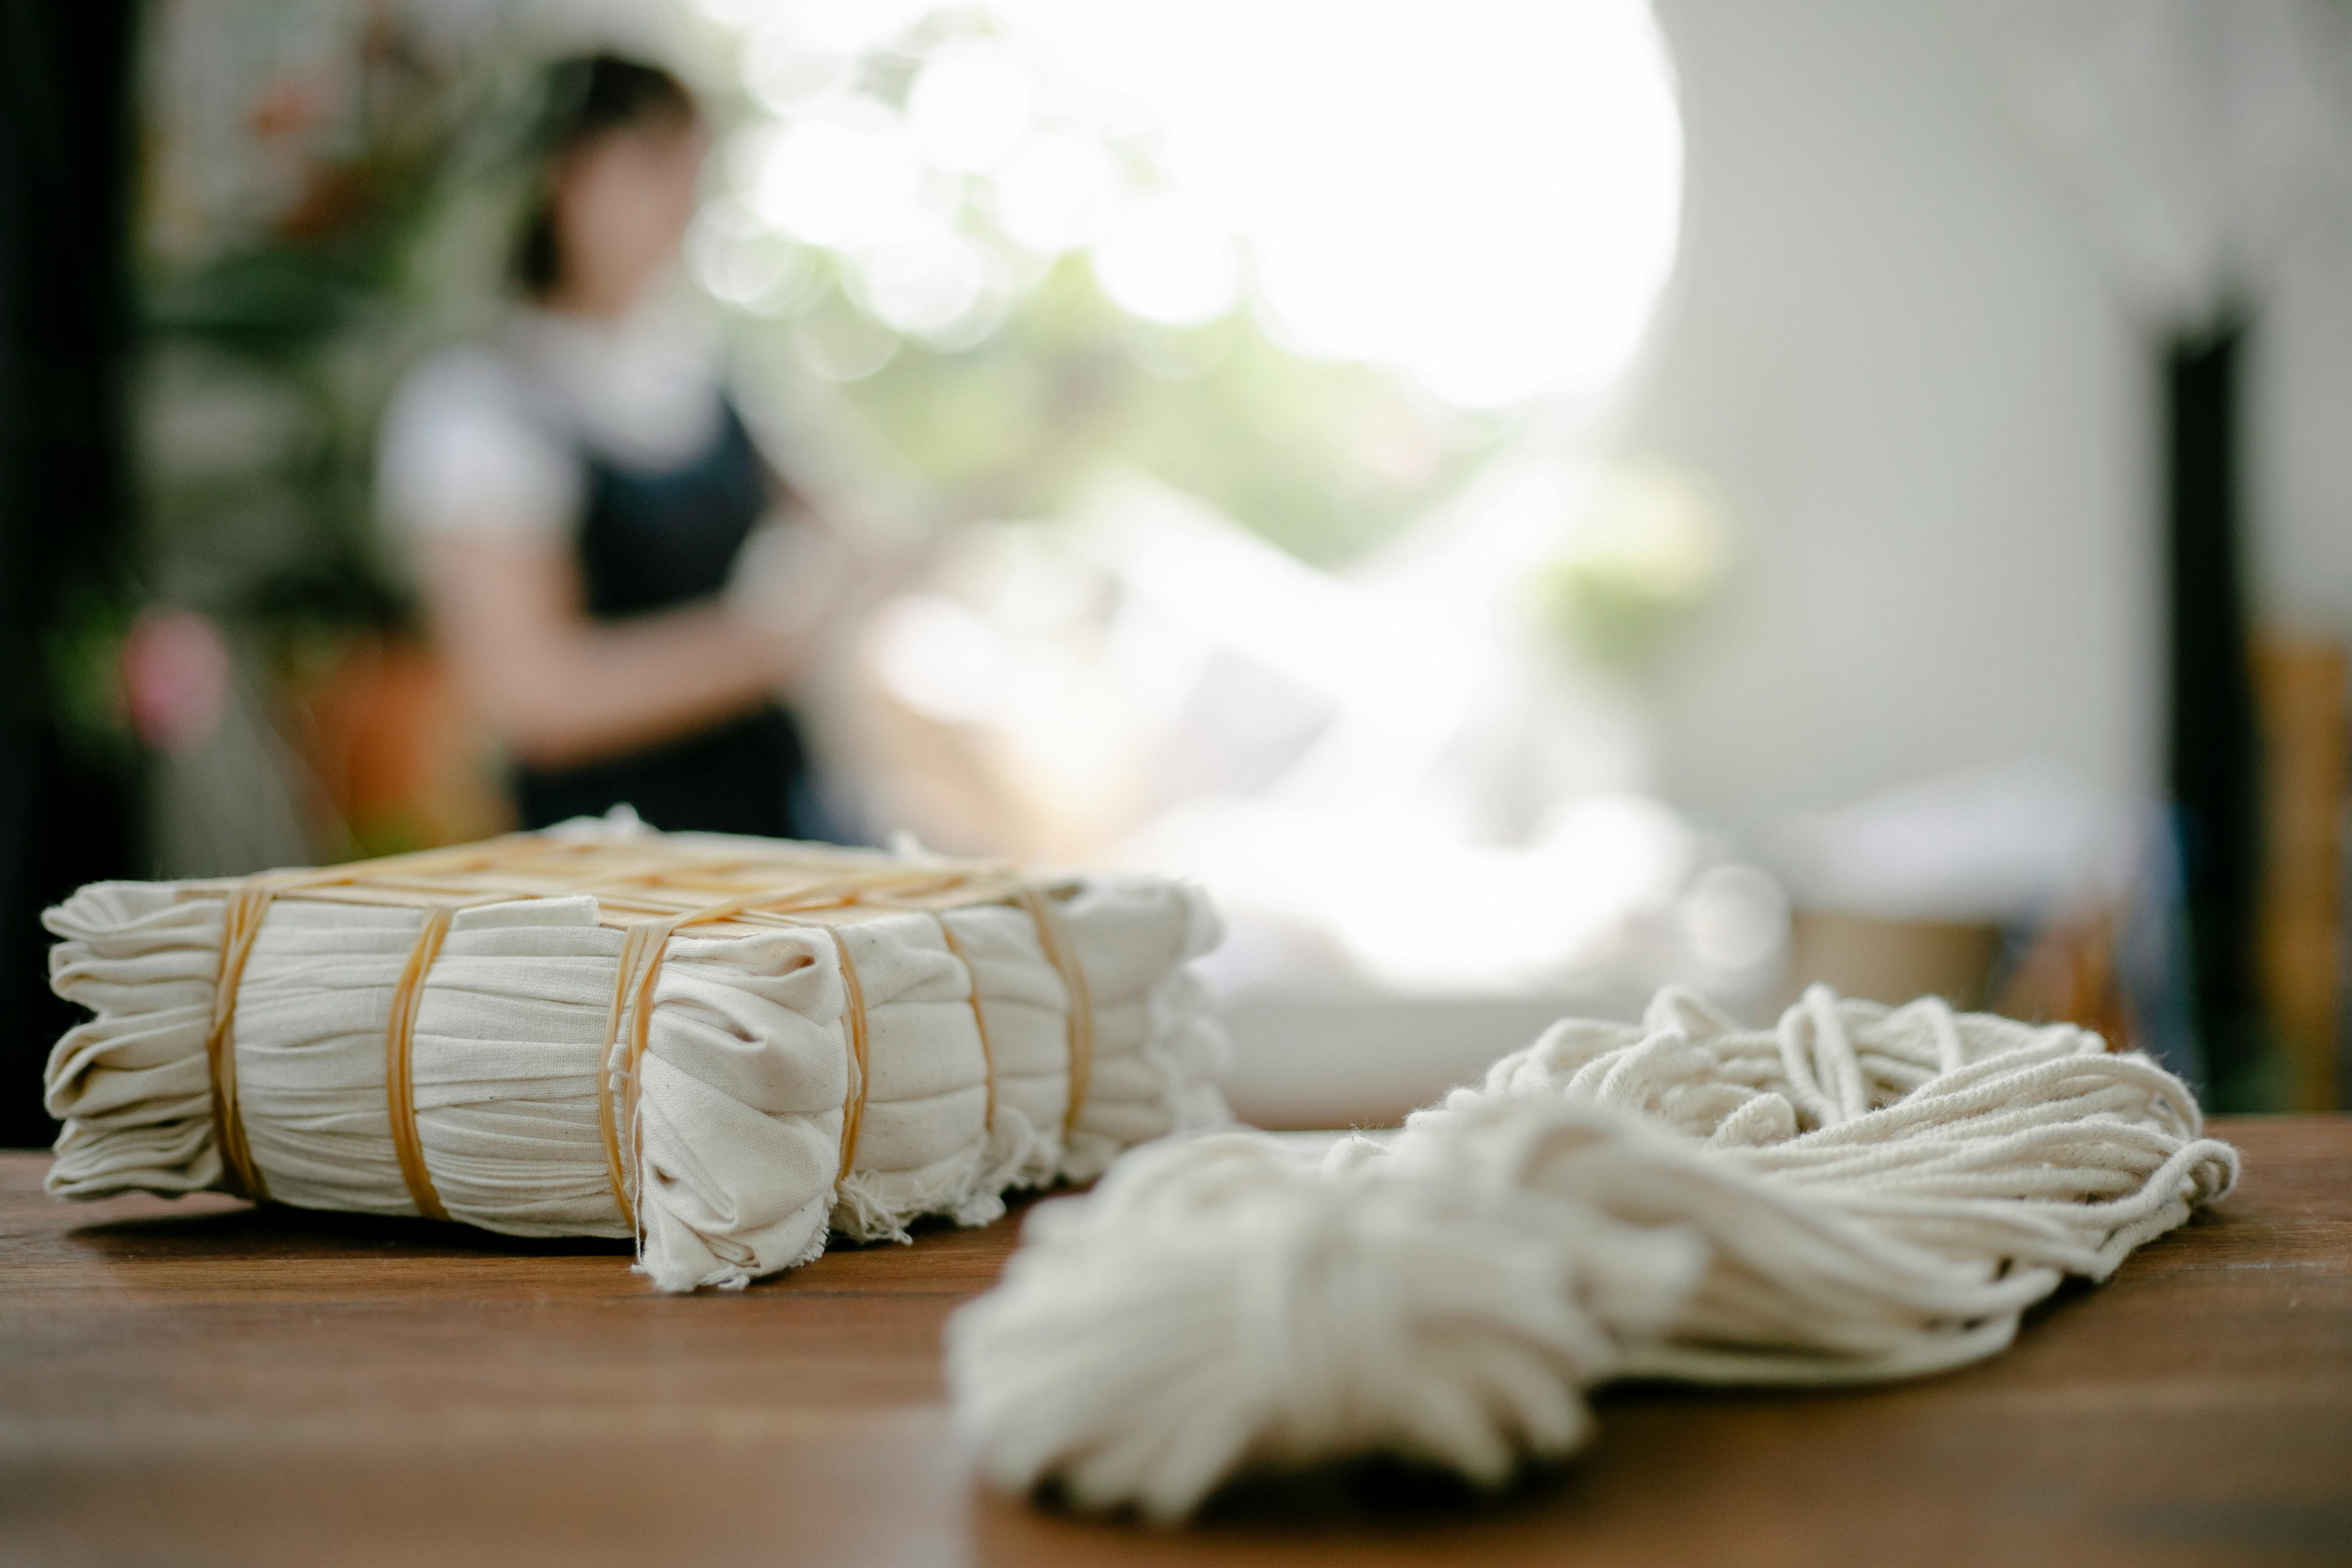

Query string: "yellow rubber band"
[931, 912, 996, 1127]
[384, 906, 457, 1223]
[1016, 886, 1093, 1139]
[205, 879, 278, 1203]
[594, 884, 891, 1240]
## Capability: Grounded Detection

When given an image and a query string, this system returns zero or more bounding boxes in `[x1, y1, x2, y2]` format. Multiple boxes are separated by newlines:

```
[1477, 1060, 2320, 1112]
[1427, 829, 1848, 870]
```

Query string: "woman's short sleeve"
[377, 349, 583, 546]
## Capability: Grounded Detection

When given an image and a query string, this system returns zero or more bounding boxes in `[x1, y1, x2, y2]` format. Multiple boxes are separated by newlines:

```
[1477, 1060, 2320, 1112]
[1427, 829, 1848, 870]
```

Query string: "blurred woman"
[378, 54, 848, 838]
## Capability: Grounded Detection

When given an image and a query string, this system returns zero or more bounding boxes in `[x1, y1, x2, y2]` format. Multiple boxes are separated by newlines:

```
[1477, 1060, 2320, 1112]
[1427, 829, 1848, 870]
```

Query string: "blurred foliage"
[134, 3, 516, 641]
[681, 0, 1513, 568]
[40, 582, 139, 766]
[1531, 461, 1729, 672]
[763, 259, 1494, 567]
[134, 0, 1515, 643]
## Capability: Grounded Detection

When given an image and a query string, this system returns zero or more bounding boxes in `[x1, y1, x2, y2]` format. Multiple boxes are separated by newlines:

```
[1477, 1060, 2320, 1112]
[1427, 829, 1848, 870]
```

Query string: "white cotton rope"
[946, 985, 2239, 1520]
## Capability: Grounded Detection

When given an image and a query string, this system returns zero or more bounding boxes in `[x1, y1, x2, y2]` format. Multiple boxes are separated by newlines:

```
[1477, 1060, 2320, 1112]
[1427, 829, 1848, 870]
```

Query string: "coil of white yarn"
[947, 985, 2239, 1520]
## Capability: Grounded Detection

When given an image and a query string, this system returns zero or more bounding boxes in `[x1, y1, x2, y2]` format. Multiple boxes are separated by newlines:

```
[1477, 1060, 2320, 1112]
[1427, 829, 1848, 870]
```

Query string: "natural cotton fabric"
[43, 831, 1228, 1291]
[948, 985, 2238, 1519]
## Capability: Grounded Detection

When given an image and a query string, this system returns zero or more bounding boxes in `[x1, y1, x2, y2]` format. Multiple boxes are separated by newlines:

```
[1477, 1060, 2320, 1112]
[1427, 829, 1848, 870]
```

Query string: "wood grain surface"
[1, 1117, 2345, 1567]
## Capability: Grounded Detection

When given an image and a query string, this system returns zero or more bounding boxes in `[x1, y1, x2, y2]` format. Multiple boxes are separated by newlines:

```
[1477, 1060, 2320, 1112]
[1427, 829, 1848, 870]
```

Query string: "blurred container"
[1785, 908, 2003, 1012]
[2253, 635, 2346, 1112]
[1215, 984, 1645, 1130]
[287, 637, 512, 858]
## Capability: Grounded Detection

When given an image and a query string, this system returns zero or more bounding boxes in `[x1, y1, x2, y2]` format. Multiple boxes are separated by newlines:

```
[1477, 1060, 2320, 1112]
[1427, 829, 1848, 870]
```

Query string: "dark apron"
[515, 399, 820, 840]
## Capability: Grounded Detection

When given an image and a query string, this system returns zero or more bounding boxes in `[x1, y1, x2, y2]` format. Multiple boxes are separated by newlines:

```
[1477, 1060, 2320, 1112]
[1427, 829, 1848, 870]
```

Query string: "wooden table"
[2, 1118, 2346, 1566]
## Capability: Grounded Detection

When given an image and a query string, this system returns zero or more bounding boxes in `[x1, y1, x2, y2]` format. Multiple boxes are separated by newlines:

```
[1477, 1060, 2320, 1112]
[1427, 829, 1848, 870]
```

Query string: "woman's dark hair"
[512, 54, 699, 297]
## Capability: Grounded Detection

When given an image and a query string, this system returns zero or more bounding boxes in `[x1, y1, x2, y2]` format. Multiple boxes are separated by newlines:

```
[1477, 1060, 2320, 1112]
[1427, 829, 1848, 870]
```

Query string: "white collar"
[502, 288, 727, 468]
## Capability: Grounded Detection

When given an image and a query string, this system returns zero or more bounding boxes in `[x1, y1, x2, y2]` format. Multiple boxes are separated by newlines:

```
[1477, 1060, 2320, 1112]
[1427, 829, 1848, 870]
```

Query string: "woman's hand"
[726, 509, 947, 654]
[421, 533, 801, 770]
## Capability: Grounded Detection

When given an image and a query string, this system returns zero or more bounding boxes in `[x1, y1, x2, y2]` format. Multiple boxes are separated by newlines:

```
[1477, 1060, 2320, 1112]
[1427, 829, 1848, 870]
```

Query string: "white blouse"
[376, 294, 731, 547]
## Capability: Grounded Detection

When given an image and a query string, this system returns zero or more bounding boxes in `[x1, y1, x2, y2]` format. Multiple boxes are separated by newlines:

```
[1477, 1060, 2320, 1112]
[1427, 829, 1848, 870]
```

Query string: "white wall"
[2251, 228, 2352, 644]
[1629, 0, 2161, 838]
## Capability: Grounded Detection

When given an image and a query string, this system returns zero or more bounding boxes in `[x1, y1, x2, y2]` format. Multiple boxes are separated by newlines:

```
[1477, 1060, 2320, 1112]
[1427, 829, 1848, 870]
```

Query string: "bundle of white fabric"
[949, 985, 2238, 1518]
[42, 820, 1228, 1291]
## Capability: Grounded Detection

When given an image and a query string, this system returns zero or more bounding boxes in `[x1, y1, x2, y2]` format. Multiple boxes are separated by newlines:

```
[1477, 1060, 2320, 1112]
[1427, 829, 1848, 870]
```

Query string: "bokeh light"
[988, 130, 1121, 256]
[701, 0, 1681, 412]
[684, 197, 815, 314]
[908, 39, 1035, 173]
[851, 223, 980, 336]
[745, 99, 924, 252]
[991, 0, 1683, 408]
[1091, 195, 1239, 327]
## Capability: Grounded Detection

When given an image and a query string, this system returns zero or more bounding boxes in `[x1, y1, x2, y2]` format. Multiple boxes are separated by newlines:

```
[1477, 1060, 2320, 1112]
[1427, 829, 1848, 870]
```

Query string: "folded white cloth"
[42, 823, 1229, 1291]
